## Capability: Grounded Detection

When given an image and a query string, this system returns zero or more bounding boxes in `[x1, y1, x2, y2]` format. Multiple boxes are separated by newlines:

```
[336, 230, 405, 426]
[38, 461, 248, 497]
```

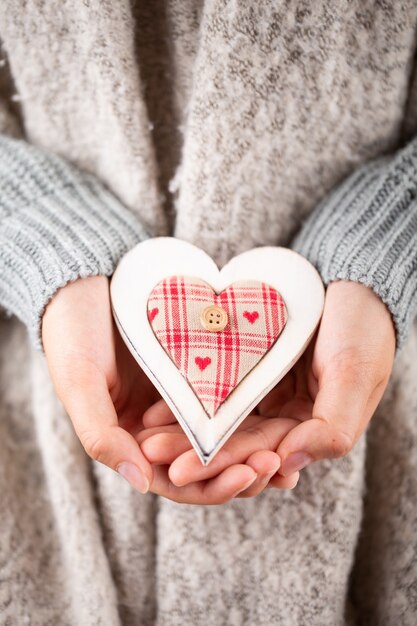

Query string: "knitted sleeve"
[0, 135, 149, 349]
[293, 135, 417, 350]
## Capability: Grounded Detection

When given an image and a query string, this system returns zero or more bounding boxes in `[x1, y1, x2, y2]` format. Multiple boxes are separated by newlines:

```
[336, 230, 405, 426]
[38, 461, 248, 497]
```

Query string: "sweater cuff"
[293, 137, 417, 350]
[0, 136, 149, 350]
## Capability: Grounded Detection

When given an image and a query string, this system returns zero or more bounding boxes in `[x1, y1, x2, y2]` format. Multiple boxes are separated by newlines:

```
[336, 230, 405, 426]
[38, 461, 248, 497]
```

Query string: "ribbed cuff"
[0, 136, 149, 350]
[293, 137, 417, 350]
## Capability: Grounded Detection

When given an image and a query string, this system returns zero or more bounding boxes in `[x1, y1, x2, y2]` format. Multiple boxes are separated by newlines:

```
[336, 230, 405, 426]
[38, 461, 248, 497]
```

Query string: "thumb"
[277, 367, 372, 476]
[60, 371, 153, 493]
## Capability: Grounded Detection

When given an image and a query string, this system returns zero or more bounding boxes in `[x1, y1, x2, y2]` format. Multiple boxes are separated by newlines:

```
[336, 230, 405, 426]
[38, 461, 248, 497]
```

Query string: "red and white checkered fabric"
[147, 276, 287, 418]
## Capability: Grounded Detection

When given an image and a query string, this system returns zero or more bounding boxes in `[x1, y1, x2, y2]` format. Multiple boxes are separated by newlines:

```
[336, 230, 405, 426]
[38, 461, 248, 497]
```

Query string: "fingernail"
[117, 462, 149, 494]
[280, 452, 312, 477]
[288, 472, 300, 489]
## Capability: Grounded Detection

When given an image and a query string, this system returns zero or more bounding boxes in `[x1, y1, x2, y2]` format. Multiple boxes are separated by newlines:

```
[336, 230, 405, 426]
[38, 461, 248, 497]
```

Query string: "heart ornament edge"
[110, 237, 325, 465]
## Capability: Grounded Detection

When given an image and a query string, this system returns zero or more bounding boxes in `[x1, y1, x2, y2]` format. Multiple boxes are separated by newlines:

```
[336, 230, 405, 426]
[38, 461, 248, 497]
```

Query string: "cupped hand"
[42, 276, 158, 493]
[140, 280, 396, 488]
[275, 279, 396, 476]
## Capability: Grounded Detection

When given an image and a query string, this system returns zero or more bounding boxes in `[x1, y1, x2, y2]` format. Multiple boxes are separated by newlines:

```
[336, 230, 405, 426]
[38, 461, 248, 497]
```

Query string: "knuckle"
[80, 430, 108, 463]
[245, 425, 270, 450]
[217, 447, 234, 468]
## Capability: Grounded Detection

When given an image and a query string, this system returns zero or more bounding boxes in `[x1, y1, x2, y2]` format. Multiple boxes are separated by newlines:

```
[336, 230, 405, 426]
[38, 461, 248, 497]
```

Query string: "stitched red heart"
[243, 310, 259, 324]
[148, 307, 159, 322]
[195, 356, 211, 371]
[147, 276, 287, 418]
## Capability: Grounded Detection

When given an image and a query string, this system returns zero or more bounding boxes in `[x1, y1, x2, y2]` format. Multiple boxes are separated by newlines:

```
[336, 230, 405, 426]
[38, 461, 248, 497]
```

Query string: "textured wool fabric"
[147, 276, 287, 416]
[0, 2, 417, 625]
[294, 138, 417, 349]
[0, 136, 150, 348]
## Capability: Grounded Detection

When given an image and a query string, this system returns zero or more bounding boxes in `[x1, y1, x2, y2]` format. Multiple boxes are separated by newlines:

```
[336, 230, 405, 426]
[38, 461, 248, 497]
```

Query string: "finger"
[169, 418, 298, 486]
[277, 366, 377, 476]
[137, 414, 271, 465]
[239, 452, 300, 494]
[245, 449, 281, 476]
[150, 463, 257, 505]
[140, 432, 192, 464]
[136, 423, 183, 445]
[267, 471, 300, 489]
[235, 450, 280, 497]
[142, 398, 177, 428]
[61, 369, 153, 493]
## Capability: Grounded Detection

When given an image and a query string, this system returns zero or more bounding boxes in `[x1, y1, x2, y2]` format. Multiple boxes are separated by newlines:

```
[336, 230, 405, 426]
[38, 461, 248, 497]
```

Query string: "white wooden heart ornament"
[110, 237, 325, 465]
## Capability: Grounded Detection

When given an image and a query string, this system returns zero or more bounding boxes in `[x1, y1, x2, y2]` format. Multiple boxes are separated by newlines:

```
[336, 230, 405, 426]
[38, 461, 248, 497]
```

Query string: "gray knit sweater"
[0, 136, 149, 347]
[1, 4, 417, 626]
[0, 134, 416, 349]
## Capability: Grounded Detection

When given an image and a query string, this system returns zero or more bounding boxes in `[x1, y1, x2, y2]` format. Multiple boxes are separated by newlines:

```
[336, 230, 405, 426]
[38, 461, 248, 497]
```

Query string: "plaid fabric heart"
[147, 276, 288, 418]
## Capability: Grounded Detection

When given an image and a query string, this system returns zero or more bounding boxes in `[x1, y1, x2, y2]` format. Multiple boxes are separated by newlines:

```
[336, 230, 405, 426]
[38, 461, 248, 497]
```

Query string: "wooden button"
[200, 305, 228, 331]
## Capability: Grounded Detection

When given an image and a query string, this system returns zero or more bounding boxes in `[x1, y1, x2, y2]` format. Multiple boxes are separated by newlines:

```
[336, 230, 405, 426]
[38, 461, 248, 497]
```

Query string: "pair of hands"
[42, 274, 396, 505]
